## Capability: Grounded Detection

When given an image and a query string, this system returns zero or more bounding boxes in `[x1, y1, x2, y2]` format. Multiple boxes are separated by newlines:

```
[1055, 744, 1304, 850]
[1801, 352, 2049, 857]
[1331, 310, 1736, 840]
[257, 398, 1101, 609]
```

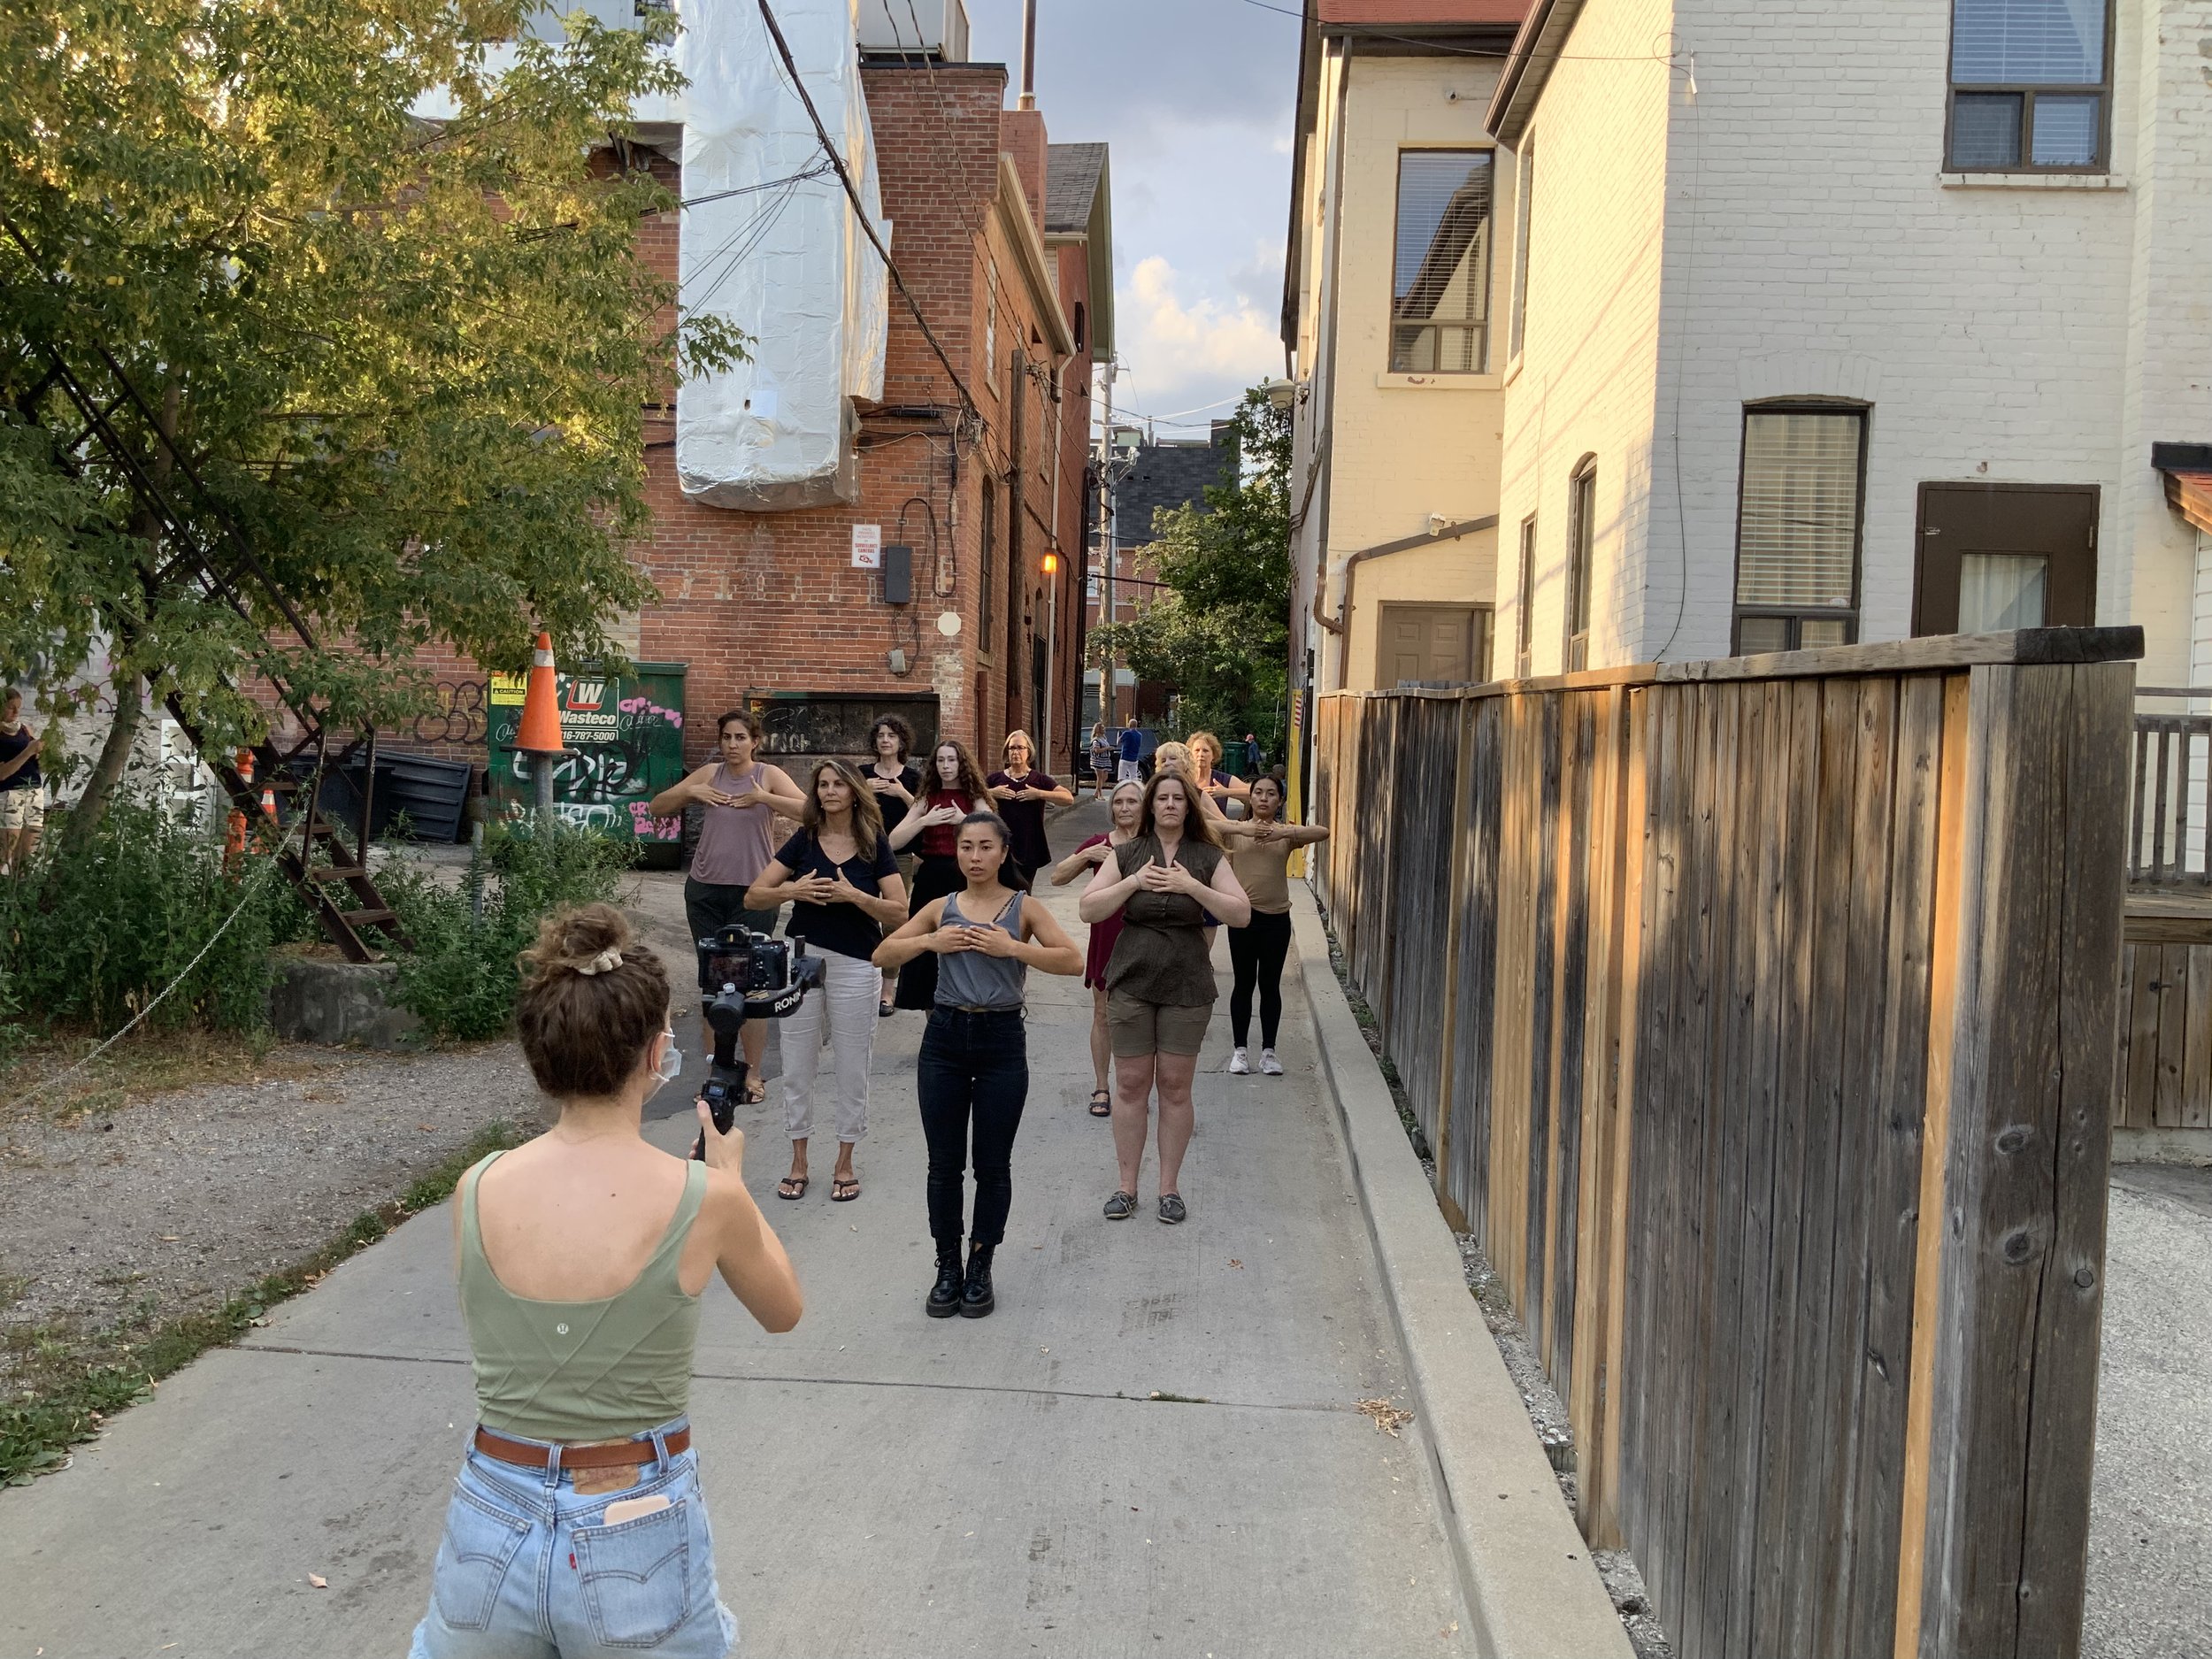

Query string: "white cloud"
[1114, 256, 1281, 421]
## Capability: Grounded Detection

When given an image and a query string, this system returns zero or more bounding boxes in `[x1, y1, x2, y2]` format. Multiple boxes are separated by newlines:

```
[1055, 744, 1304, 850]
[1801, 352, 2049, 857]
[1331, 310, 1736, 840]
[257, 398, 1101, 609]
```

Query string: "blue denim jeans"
[410, 1419, 736, 1658]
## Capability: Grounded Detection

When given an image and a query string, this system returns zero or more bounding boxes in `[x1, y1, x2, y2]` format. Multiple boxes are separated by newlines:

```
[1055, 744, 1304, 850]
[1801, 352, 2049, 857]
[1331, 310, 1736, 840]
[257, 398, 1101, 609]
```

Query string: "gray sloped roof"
[1046, 142, 1109, 235]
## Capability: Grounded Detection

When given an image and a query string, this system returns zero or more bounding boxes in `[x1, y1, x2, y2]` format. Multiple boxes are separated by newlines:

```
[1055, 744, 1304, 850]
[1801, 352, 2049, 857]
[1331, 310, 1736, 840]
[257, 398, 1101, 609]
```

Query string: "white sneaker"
[1227, 1048, 1249, 1075]
[1260, 1049, 1283, 1076]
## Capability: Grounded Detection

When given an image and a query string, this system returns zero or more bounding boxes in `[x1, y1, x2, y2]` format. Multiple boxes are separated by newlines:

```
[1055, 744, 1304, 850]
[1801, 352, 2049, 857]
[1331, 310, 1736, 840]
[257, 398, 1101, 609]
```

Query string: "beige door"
[1376, 603, 1489, 687]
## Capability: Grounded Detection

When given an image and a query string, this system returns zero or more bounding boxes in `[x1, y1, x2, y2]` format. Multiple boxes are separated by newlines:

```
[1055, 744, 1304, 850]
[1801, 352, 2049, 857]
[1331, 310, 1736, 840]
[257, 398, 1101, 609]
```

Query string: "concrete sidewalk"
[1, 802, 1479, 1657]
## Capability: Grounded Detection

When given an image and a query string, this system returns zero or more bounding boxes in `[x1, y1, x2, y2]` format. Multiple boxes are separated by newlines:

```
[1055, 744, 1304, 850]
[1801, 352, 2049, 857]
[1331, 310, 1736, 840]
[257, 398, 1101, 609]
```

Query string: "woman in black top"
[746, 761, 908, 1202]
[986, 729, 1073, 881]
[864, 716, 924, 1014]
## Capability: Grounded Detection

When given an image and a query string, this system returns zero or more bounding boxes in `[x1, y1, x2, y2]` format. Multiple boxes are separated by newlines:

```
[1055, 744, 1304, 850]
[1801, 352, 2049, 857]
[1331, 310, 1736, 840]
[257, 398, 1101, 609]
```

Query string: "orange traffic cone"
[517, 633, 565, 755]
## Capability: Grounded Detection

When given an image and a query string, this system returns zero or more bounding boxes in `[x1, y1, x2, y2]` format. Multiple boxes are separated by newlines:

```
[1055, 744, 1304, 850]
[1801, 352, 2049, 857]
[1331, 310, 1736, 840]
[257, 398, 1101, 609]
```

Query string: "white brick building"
[1489, 0, 2212, 684]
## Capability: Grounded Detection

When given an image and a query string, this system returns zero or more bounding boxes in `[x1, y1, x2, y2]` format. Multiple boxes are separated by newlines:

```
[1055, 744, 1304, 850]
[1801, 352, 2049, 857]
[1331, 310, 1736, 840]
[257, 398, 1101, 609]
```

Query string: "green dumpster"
[488, 662, 688, 868]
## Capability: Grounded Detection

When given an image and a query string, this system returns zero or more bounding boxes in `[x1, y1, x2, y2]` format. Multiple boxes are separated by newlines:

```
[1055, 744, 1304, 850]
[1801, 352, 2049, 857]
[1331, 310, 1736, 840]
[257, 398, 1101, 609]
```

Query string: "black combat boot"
[960, 1242, 996, 1318]
[926, 1243, 964, 1318]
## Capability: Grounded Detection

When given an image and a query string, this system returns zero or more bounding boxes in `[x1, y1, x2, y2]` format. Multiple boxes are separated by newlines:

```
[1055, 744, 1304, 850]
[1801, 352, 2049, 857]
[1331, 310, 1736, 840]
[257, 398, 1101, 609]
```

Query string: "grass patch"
[0, 1025, 329, 1125]
[0, 1118, 526, 1485]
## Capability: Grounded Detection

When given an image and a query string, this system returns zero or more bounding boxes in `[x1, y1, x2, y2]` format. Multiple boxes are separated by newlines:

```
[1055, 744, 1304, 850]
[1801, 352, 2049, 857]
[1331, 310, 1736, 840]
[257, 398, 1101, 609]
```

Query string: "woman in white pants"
[746, 761, 908, 1202]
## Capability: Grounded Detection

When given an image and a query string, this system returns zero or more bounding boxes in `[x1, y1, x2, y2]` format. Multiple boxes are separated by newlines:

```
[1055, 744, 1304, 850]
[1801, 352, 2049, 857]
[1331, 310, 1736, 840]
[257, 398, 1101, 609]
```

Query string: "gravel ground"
[0, 1044, 546, 1377]
[2083, 1162, 2212, 1659]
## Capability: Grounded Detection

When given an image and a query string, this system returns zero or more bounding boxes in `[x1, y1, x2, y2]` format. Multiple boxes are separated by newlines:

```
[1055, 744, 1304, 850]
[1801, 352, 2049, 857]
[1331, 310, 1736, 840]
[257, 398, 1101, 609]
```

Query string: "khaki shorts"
[0, 789, 43, 833]
[1107, 990, 1214, 1058]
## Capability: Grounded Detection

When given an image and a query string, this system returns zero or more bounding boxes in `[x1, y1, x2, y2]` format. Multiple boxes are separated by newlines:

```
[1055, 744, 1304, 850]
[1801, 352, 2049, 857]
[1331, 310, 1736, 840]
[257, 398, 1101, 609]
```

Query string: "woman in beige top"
[1217, 774, 1328, 1076]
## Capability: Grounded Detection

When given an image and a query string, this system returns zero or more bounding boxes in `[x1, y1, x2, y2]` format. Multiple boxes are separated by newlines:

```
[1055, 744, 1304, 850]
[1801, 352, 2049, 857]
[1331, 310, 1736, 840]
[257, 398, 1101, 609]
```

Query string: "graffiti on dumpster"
[488, 664, 687, 848]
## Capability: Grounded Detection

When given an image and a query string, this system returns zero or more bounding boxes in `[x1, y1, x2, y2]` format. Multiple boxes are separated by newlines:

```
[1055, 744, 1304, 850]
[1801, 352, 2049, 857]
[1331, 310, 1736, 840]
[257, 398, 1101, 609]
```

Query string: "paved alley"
[0, 803, 1478, 1657]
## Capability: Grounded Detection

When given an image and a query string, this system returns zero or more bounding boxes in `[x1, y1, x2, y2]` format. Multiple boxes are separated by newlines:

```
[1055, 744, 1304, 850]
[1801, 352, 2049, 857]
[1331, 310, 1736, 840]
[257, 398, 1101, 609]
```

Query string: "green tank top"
[459, 1151, 707, 1443]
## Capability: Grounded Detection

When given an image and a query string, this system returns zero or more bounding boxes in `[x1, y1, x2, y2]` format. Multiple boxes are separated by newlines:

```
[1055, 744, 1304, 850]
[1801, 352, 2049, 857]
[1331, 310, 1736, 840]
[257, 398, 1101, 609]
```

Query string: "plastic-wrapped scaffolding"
[677, 0, 888, 511]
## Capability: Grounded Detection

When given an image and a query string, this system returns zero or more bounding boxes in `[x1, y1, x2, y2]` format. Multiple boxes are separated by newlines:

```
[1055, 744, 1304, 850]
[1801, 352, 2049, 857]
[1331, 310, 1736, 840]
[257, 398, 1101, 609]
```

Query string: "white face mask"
[650, 1032, 682, 1092]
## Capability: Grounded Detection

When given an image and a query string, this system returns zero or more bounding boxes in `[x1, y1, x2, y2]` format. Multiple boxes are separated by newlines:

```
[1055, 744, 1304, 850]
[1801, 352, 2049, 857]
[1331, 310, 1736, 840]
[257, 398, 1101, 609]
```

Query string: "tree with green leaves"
[1094, 388, 1292, 758]
[0, 0, 742, 831]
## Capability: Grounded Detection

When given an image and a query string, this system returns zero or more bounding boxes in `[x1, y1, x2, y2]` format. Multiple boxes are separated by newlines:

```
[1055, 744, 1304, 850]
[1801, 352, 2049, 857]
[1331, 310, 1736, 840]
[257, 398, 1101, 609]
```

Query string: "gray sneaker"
[1103, 1189, 1139, 1220]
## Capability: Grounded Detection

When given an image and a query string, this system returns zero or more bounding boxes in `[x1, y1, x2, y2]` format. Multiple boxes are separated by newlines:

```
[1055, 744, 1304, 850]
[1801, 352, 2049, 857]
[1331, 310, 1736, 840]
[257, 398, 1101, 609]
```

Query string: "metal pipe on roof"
[1018, 0, 1037, 110]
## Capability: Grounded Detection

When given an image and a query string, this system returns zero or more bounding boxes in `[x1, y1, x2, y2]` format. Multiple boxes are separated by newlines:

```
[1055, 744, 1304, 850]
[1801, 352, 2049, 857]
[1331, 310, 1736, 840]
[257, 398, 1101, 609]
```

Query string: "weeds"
[0, 1118, 525, 1485]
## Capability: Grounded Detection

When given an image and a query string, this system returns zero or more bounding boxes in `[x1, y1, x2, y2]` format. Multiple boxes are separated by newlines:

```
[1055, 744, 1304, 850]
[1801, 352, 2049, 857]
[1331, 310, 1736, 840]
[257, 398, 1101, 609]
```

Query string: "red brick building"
[626, 60, 1109, 779]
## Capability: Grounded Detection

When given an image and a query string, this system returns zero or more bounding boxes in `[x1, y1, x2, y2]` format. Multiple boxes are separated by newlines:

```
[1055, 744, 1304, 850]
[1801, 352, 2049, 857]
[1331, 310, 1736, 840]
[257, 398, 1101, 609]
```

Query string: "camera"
[691, 922, 823, 1160]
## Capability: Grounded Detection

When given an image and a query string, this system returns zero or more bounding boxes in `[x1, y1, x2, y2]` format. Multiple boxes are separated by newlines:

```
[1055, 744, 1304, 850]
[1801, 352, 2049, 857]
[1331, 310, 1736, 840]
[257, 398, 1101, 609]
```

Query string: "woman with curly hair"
[885, 737, 996, 1010]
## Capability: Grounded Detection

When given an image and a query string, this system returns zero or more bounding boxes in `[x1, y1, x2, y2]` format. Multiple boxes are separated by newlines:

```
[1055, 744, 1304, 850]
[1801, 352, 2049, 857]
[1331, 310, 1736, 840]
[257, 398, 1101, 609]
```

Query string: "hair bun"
[520, 902, 635, 982]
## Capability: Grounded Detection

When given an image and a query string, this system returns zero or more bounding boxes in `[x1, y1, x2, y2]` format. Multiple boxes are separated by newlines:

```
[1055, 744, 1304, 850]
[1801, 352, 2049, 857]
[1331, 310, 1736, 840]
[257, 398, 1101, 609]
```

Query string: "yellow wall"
[1321, 55, 1508, 692]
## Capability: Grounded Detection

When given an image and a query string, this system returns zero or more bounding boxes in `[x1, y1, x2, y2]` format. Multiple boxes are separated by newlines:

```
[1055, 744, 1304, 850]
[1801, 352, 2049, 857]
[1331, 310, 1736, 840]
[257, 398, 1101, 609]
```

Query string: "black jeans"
[1227, 910, 1294, 1048]
[916, 1008, 1029, 1248]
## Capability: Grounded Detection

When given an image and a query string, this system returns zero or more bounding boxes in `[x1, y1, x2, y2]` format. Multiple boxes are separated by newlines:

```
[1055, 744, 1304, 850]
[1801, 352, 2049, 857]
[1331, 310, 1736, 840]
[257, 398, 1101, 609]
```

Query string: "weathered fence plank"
[1313, 627, 2136, 1659]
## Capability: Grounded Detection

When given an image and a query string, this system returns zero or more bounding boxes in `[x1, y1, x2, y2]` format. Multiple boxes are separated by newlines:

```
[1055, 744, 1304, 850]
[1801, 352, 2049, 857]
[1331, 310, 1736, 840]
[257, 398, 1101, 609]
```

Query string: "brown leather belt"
[472, 1425, 691, 1470]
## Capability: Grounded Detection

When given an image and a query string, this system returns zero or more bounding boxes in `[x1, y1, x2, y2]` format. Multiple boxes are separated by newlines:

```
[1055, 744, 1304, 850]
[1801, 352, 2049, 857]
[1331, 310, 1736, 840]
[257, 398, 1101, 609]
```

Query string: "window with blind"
[1391, 150, 1494, 373]
[1732, 405, 1865, 654]
[1947, 0, 2109, 170]
[1509, 140, 1533, 361]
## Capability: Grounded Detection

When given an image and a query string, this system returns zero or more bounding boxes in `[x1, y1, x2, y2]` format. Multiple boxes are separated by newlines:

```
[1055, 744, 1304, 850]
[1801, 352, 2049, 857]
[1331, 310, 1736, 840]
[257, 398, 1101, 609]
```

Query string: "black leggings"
[916, 1008, 1029, 1248]
[1227, 910, 1294, 1048]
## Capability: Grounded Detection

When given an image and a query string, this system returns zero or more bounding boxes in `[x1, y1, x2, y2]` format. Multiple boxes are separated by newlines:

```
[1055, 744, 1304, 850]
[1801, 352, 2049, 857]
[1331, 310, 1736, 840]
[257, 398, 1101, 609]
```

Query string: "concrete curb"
[1288, 887, 1633, 1659]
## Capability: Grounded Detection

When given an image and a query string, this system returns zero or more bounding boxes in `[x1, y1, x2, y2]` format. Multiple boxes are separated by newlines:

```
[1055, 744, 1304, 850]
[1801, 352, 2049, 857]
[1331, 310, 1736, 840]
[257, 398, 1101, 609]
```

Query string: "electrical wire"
[677, 162, 834, 211]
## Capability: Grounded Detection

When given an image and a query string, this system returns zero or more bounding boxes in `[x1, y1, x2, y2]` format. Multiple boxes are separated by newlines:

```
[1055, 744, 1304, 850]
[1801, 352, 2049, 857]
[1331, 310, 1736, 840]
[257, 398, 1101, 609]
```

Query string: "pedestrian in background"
[987, 729, 1072, 883]
[1217, 774, 1329, 1076]
[649, 710, 808, 1102]
[745, 760, 907, 1203]
[1243, 733, 1263, 778]
[409, 903, 802, 1659]
[0, 687, 42, 877]
[1052, 776, 1145, 1118]
[1118, 714, 1142, 783]
[1187, 731, 1249, 821]
[1080, 770, 1251, 1225]
[1087, 722, 1113, 799]
[864, 716, 923, 1016]
[876, 812, 1081, 1317]
[886, 739, 995, 1010]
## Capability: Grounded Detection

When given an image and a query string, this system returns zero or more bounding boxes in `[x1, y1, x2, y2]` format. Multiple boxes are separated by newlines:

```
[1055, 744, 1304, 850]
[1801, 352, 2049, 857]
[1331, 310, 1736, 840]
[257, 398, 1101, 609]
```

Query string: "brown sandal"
[1088, 1088, 1112, 1118]
[831, 1175, 861, 1202]
[776, 1175, 808, 1201]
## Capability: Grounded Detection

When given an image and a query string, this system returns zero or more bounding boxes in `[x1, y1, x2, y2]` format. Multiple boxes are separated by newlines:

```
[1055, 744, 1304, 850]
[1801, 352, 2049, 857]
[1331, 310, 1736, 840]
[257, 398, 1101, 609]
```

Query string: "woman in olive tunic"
[1078, 770, 1250, 1224]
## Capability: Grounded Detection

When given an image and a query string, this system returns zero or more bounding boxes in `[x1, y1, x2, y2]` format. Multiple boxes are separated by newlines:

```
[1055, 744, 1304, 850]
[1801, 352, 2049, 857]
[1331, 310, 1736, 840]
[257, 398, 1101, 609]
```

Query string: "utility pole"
[1098, 360, 1118, 732]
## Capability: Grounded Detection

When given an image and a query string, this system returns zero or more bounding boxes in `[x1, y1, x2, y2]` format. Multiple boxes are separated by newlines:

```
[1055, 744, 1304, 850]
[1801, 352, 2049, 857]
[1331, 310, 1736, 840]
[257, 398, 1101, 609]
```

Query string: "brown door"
[1376, 603, 1490, 687]
[1913, 483, 2098, 635]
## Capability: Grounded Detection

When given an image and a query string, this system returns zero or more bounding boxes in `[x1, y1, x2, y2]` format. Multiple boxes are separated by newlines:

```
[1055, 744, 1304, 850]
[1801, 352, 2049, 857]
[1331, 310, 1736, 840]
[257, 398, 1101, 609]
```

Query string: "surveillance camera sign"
[851, 524, 882, 569]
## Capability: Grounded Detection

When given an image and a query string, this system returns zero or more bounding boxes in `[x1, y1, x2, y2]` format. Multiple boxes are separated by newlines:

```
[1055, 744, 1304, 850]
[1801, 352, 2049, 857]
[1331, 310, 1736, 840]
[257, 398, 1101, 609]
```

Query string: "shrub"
[0, 789, 308, 1042]
[381, 821, 632, 1041]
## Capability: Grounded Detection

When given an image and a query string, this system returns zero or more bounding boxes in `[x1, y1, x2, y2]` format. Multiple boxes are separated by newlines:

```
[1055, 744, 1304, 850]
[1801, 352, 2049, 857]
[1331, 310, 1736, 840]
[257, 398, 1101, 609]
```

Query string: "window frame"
[1387, 147, 1496, 376]
[1944, 0, 2115, 174]
[1564, 457, 1595, 673]
[979, 480, 998, 651]
[1729, 399, 1869, 656]
[1508, 137, 1534, 363]
[1515, 513, 1537, 679]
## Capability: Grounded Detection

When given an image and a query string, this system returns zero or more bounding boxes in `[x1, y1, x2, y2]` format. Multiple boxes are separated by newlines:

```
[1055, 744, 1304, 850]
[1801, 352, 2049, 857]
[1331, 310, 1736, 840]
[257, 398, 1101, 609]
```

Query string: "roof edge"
[1485, 0, 1582, 146]
[1282, 1, 1325, 356]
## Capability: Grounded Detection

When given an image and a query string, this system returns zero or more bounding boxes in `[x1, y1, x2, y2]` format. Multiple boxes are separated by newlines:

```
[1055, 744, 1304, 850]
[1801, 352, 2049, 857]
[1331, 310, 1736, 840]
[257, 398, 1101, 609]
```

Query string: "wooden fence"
[1311, 628, 2138, 1659]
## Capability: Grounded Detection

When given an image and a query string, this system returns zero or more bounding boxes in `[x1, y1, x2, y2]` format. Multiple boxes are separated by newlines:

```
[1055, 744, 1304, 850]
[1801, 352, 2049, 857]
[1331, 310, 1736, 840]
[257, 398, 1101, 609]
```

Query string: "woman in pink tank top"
[649, 710, 807, 1099]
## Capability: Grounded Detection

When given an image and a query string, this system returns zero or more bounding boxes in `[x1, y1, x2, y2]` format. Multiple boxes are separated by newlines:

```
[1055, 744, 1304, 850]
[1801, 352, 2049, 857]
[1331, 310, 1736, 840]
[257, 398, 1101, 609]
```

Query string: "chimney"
[1001, 107, 1048, 231]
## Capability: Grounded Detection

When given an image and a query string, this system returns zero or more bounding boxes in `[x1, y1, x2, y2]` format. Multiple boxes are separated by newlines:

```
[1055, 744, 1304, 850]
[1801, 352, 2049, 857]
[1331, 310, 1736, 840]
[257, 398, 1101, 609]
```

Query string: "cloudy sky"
[963, 0, 1301, 438]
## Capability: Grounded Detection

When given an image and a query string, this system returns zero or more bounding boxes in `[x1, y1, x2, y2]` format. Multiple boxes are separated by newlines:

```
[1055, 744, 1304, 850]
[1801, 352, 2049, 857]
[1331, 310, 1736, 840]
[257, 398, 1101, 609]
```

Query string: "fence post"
[1896, 660, 2130, 1659]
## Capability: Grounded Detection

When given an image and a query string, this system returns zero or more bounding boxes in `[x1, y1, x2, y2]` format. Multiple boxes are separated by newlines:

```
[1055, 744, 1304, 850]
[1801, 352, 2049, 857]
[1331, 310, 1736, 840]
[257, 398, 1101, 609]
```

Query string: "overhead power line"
[754, 0, 983, 426]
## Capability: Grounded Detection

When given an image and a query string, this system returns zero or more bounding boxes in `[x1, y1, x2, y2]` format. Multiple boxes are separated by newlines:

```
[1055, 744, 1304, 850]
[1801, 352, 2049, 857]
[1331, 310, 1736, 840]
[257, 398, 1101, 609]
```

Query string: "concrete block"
[265, 953, 424, 1049]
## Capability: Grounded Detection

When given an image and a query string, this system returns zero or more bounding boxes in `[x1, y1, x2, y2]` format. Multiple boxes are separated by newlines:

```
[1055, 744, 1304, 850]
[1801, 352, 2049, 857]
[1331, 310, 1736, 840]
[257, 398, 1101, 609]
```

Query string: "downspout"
[1325, 514, 1500, 690]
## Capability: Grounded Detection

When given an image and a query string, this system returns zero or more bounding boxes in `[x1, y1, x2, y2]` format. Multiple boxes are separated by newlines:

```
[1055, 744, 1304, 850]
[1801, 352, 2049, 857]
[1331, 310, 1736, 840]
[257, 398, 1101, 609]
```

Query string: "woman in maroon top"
[1052, 777, 1145, 1116]
[886, 739, 995, 1010]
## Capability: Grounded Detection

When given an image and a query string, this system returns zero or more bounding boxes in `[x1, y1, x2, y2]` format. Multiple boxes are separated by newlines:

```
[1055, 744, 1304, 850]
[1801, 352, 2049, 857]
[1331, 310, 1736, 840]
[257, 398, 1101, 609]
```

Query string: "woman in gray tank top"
[877, 811, 1080, 1319]
[649, 710, 806, 1100]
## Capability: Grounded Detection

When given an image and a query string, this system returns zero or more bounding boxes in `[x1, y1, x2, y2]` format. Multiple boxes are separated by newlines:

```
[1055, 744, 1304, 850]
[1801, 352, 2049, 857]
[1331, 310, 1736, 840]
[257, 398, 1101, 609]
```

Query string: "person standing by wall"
[885, 739, 995, 1010]
[745, 761, 907, 1203]
[987, 730, 1072, 884]
[1052, 777, 1145, 1118]
[1217, 774, 1328, 1076]
[875, 813, 1081, 1317]
[1079, 772, 1251, 1225]
[864, 716, 923, 1016]
[0, 688, 42, 877]
[1118, 713, 1142, 784]
[649, 710, 808, 1102]
[408, 903, 802, 1659]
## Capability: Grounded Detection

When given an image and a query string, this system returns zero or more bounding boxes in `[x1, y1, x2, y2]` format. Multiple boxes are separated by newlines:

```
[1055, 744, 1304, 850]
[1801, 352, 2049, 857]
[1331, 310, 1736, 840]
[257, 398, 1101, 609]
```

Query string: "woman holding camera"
[409, 904, 801, 1659]
[745, 761, 907, 1204]
[885, 738, 995, 1011]
[876, 812, 1081, 1317]
[651, 710, 808, 1101]
[1080, 770, 1250, 1225]
[864, 716, 924, 1015]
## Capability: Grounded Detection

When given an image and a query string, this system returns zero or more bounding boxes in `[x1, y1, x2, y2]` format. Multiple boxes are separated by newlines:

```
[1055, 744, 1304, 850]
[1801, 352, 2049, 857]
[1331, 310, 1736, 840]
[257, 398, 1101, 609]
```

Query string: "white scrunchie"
[575, 946, 623, 976]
